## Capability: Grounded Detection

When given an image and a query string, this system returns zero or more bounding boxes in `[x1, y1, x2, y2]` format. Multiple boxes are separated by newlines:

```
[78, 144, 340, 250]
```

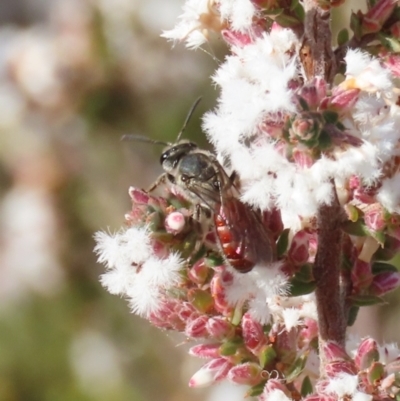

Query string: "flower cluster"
[95, 0, 400, 399]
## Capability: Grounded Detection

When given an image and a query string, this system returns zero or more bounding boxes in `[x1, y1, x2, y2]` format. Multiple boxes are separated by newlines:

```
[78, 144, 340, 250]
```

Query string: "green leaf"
[318, 129, 332, 149]
[187, 289, 214, 313]
[298, 97, 309, 111]
[301, 376, 313, 397]
[289, 279, 316, 296]
[348, 294, 386, 307]
[347, 306, 360, 327]
[259, 345, 277, 368]
[293, 3, 305, 21]
[372, 262, 398, 274]
[275, 13, 301, 27]
[247, 381, 267, 397]
[350, 11, 363, 40]
[285, 354, 307, 382]
[294, 264, 314, 283]
[342, 220, 368, 236]
[337, 28, 349, 46]
[378, 34, 400, 52]
[277, 229, 290, 257]
[220, 338, 243, 356]
[322, 110, 339, 124]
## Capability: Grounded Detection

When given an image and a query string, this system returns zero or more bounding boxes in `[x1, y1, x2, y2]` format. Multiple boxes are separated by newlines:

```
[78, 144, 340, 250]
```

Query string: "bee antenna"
[175, 97, 202, 143]
[121, 134, 171, 146]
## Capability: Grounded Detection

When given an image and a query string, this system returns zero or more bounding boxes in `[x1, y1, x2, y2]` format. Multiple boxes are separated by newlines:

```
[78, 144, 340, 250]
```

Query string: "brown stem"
[300, 0, 336, 82]
[314, 186, 346, 373]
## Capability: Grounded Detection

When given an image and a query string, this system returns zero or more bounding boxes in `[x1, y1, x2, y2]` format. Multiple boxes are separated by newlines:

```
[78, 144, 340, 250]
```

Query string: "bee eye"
[160, 153, 168, 164]
[167, 174, 175, 183]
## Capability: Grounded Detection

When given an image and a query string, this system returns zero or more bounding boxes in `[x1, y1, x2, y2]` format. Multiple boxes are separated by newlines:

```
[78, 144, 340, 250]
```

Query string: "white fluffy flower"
[161, 0, 258, 48]
[94, 227, 184, 317]
[223, 263, 289, 325]
[325, 373, 372, 401]
[203, 31, 400, 226]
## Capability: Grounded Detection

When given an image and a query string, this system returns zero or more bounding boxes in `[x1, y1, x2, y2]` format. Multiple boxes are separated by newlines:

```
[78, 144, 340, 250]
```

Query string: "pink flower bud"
[297, 77, 327, 110]
[325, 360, 357, 377]
[364, 204, 386, 232]
[177, 302, 198, 321]
[384, 54, 400, 77]
[370, 271, 400, 296]
[206, 317, 235, 339]
[292, 149, 314, 168]
[189, 343, 221, 359]
[323, 342, 351, 362]
[355, 338, 379, 370]
[129, 187, 150, 204]
[164, 211, 186, 234]
[221, 29, 254, 47]
[390, 21, 400, 38]
[188, 358, 233, 387]
[289, 230, 310, 265]
[362, 0, 396, 34]
[210, 272, 233, 315]
[188, 258, 210, 284]
[227, 362, 264, 386]
[185, 315, 210, 338]
[242, 313, 267, 355]
[351, 259, 373, 291]
[326, 87, 360, 111]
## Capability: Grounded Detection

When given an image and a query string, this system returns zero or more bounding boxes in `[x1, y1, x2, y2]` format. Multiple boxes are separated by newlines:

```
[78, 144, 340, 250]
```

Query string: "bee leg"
[146, 174, 166, 193]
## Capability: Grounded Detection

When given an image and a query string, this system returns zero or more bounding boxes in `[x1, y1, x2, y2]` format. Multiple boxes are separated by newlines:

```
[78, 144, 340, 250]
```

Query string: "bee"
[123, 99, 276, 272]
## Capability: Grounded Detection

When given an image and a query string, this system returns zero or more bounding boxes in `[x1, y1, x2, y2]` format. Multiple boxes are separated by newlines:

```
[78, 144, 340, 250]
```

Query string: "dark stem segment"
[314, 190, 346, 373]
[300, 0, 337, 82]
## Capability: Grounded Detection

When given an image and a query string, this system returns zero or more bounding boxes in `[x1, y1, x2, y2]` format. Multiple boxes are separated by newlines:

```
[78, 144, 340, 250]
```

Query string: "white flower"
[343, 49, 394, 94]
[325, 373, 372, 401]
[161, 0, 258, 49]
[161, 0, 223, 49]
[94, 227, 184, 317]
[223, 263, 289, 324]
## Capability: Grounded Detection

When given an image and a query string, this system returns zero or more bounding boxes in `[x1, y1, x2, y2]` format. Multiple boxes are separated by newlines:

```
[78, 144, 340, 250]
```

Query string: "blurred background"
[0, 0, 397, 401]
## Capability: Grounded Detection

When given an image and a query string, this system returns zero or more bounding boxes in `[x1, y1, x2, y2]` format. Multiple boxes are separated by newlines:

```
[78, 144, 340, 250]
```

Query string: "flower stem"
[314, 188, 346, 373]
[300, 0, 337, 81]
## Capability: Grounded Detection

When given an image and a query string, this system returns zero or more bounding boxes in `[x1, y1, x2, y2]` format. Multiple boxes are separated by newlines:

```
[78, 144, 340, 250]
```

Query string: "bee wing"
[215, 197, 276, 267]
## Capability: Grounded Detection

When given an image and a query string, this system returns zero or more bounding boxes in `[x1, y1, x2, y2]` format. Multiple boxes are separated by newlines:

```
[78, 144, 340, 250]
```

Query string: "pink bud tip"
[188, 358, 232, 388]
[165, 211, 186, 234]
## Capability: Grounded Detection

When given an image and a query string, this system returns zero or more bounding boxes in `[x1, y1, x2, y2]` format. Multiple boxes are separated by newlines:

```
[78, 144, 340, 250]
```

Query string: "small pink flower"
[364, 204, 386, 232]
[296, 77, 327, 110]
[362, 0, 396, 34]
[355, 338, 379, 370]
[351, 259, 373, 291]
[384, 54, 400, 77]
[227, 362, 264, 385]
[188, 358, 233, 387]
[189, 343, 221, 359]
[323, 342, 351, 362]
[324, 87, 360, 112]
[370, 271, 400, 296]
[288, 230, 310, 265]
[185, 315, 210, 338]
[188, 258, 210, 285]
[242, 313, 267, 355]
[165, 211, 186, 234]
[206, 317, 235, 339]
[292, 148, 314, 168]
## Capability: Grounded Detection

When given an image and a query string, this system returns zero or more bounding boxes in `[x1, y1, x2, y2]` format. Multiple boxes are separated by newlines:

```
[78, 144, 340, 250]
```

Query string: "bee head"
[160, 141, 198, 173]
